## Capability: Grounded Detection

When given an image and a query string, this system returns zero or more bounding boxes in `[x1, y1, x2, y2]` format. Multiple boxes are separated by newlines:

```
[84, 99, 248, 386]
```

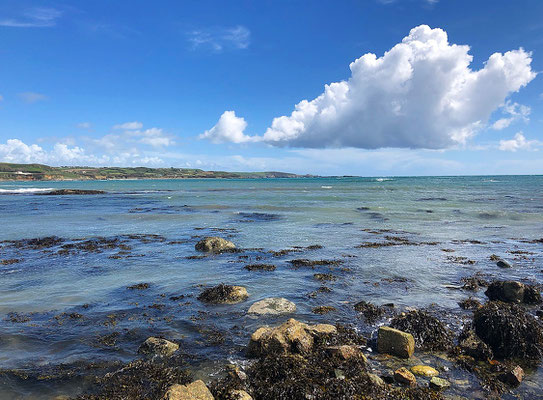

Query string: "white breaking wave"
[321, 186, 333, 189]
[0, 188, 53, 194]
[374, 178, 393, 182]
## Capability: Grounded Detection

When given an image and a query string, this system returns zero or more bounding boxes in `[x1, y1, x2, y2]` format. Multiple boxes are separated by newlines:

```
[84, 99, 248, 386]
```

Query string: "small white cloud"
[0, 7, 61, 28]
[187, 25, 250, 52]
[203, 25, 536, 150]
[491, 101, 530, 130]
[77, 122, 92, 129]
[18, 92, 47, 104]
[113, 121, 143, 130]
[199, 111, 255, 144]
[498, 132, 540, 152]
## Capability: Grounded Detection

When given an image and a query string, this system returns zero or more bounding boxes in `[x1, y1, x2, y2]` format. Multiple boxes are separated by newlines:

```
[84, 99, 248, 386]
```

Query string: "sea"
[0, 176, 542, 399]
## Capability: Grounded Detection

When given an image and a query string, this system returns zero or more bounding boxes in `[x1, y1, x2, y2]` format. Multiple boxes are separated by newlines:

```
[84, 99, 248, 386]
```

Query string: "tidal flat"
[0, 176, 542, 399]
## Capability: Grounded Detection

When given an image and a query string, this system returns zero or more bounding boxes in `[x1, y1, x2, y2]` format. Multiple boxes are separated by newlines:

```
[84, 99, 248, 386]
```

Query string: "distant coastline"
[0, 162, 315, 181]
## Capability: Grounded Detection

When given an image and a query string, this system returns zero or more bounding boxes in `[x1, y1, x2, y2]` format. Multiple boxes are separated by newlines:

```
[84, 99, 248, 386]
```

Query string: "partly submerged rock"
[411, 365, 439, 377]
[429, 377, 450, 391]
[37, 189, 106, 195]
[163, 380, 214, 400]
[496, 259, 512, 269]
[198, 284, 248, 304]
[377, 326, 415, 359]
[394, 367, 416, 386]
[499, 365, 524, 386]
[247, 318, 336, 357]
[195, 237, 236, 253]
[484, 280, 542, 304]
[473, 301, 543, 360]
[248, 297, 296, 315]
[456, 329, 493, 361]
[390, 310, 453, 351]
[325, 345, 367, 362]
[138, 337, 179, 357]
[354, 300, 386, 323]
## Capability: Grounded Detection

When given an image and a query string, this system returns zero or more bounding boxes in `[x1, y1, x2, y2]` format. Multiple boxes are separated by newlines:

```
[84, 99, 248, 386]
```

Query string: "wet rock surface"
[247, 298, 296, 315]
[377, 326, 415, 358]
[37, 189, 106, 195]
[198, 285, 249, 304]
[484, 280, 542, 304]
[163, 380, 214, 400]
[195, 237, 236, 253]
[138, 337, 179, 357]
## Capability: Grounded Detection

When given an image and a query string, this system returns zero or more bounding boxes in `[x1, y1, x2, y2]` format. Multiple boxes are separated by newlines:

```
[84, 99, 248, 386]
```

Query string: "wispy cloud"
[18, 92, 47, 104]
[0, 7, 62, 28]
[113, 121, 143, 130]
[187, 25, 250, 52]
[77, 122, 92, 130]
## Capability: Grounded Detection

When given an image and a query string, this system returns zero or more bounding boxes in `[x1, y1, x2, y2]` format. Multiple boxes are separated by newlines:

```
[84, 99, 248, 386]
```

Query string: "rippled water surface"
[0, 176, 542, 399]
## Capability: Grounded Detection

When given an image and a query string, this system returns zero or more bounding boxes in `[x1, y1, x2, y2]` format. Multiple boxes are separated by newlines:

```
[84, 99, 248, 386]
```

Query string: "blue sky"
[1, 0, 542, 176]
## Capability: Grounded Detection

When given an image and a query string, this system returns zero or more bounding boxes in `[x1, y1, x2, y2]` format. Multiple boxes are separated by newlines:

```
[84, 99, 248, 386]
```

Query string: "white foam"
[375, 178, 393, 182]
[0, 188, 54, 194]
[321, 186, 333, 189]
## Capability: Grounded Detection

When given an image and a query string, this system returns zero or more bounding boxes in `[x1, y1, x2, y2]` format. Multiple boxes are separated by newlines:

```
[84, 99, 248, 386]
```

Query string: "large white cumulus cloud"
[202, 25, 536, 149]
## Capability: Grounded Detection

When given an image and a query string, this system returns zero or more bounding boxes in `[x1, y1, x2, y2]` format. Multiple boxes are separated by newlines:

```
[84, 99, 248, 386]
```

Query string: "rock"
[377, 326, 415, 358]
[163, 380, 214, 400]
[411, 365, 439, 377]
[499, 365, 524, 386]
[138, 337, 179, 356]
[248, 298, 296, 315]
[457, 329, 493, 361]
[230, 390, 253, 400]
[458, 298, 482, 310]
[325, 345, 367, 362]
[496, 259, 512, 268]
[247, 318, 337, 357]
[485, 280, 542, 304]
[367, 373, 385, 387]
[429, 377, 451, 390]
[394, 367, 416, 386]
[195, 237, 236, 253]
[198, 284, 248, 304]
[37, 189, 106, 195]
[473, 301, 543, 360]
[390, 310, 453, 351]
[354, 300, 385, 323]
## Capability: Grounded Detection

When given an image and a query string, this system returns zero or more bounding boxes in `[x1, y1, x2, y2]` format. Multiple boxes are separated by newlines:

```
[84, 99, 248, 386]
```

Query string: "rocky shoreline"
[1, 235, 542, 399]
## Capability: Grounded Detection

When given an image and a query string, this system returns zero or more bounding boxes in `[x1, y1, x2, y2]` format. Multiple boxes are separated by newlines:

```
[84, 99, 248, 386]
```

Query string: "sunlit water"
[0, 176, 542, 399]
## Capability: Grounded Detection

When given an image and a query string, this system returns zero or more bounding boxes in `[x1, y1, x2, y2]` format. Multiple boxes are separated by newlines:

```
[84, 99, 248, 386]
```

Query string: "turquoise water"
[0, 176, 542, 398]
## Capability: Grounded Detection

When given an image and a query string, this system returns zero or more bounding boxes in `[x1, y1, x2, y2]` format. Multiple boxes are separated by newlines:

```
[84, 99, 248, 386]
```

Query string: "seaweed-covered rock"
[484, 280, 541, 304]
[77, 359, 191, 399]
[229, 390, 252, 400]
[354, 301, 386, 323]
[198, 284, 248, 304]
[458, 298, 482, 310]
[377, 326, 415, 358]
[473, 301, 543, 360]
[390, 310, 453, 351]
[195, 237, 236, 253]
[325, 345, 366, 362]
[248, 298, 296, 315]
[138, 337, 179, 357]
[163, 380, 214, 399]
[456, 329, 493, 361]
[247, 318, 336, 357]
[37, 189, 106, 195]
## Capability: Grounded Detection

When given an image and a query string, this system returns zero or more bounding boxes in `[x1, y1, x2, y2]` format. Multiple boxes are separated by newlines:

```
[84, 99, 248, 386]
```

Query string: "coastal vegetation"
[0, 162, 304, 181]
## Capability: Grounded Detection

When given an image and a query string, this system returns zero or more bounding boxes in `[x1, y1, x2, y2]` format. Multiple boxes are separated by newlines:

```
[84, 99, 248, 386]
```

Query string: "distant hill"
[0, 163, 310, 181]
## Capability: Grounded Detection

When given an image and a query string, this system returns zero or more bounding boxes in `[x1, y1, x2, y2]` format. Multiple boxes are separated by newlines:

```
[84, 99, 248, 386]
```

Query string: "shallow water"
[0, 176, 542, 399]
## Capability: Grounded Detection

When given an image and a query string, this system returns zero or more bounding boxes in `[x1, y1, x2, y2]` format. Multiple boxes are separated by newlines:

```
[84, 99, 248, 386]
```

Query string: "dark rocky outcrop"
[195, 237, 236, 253]
[484, 280, 542, 304]
[198, 284, 248, 304]
[473, 301, 543, 360]
[390, 310, 453, 351]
